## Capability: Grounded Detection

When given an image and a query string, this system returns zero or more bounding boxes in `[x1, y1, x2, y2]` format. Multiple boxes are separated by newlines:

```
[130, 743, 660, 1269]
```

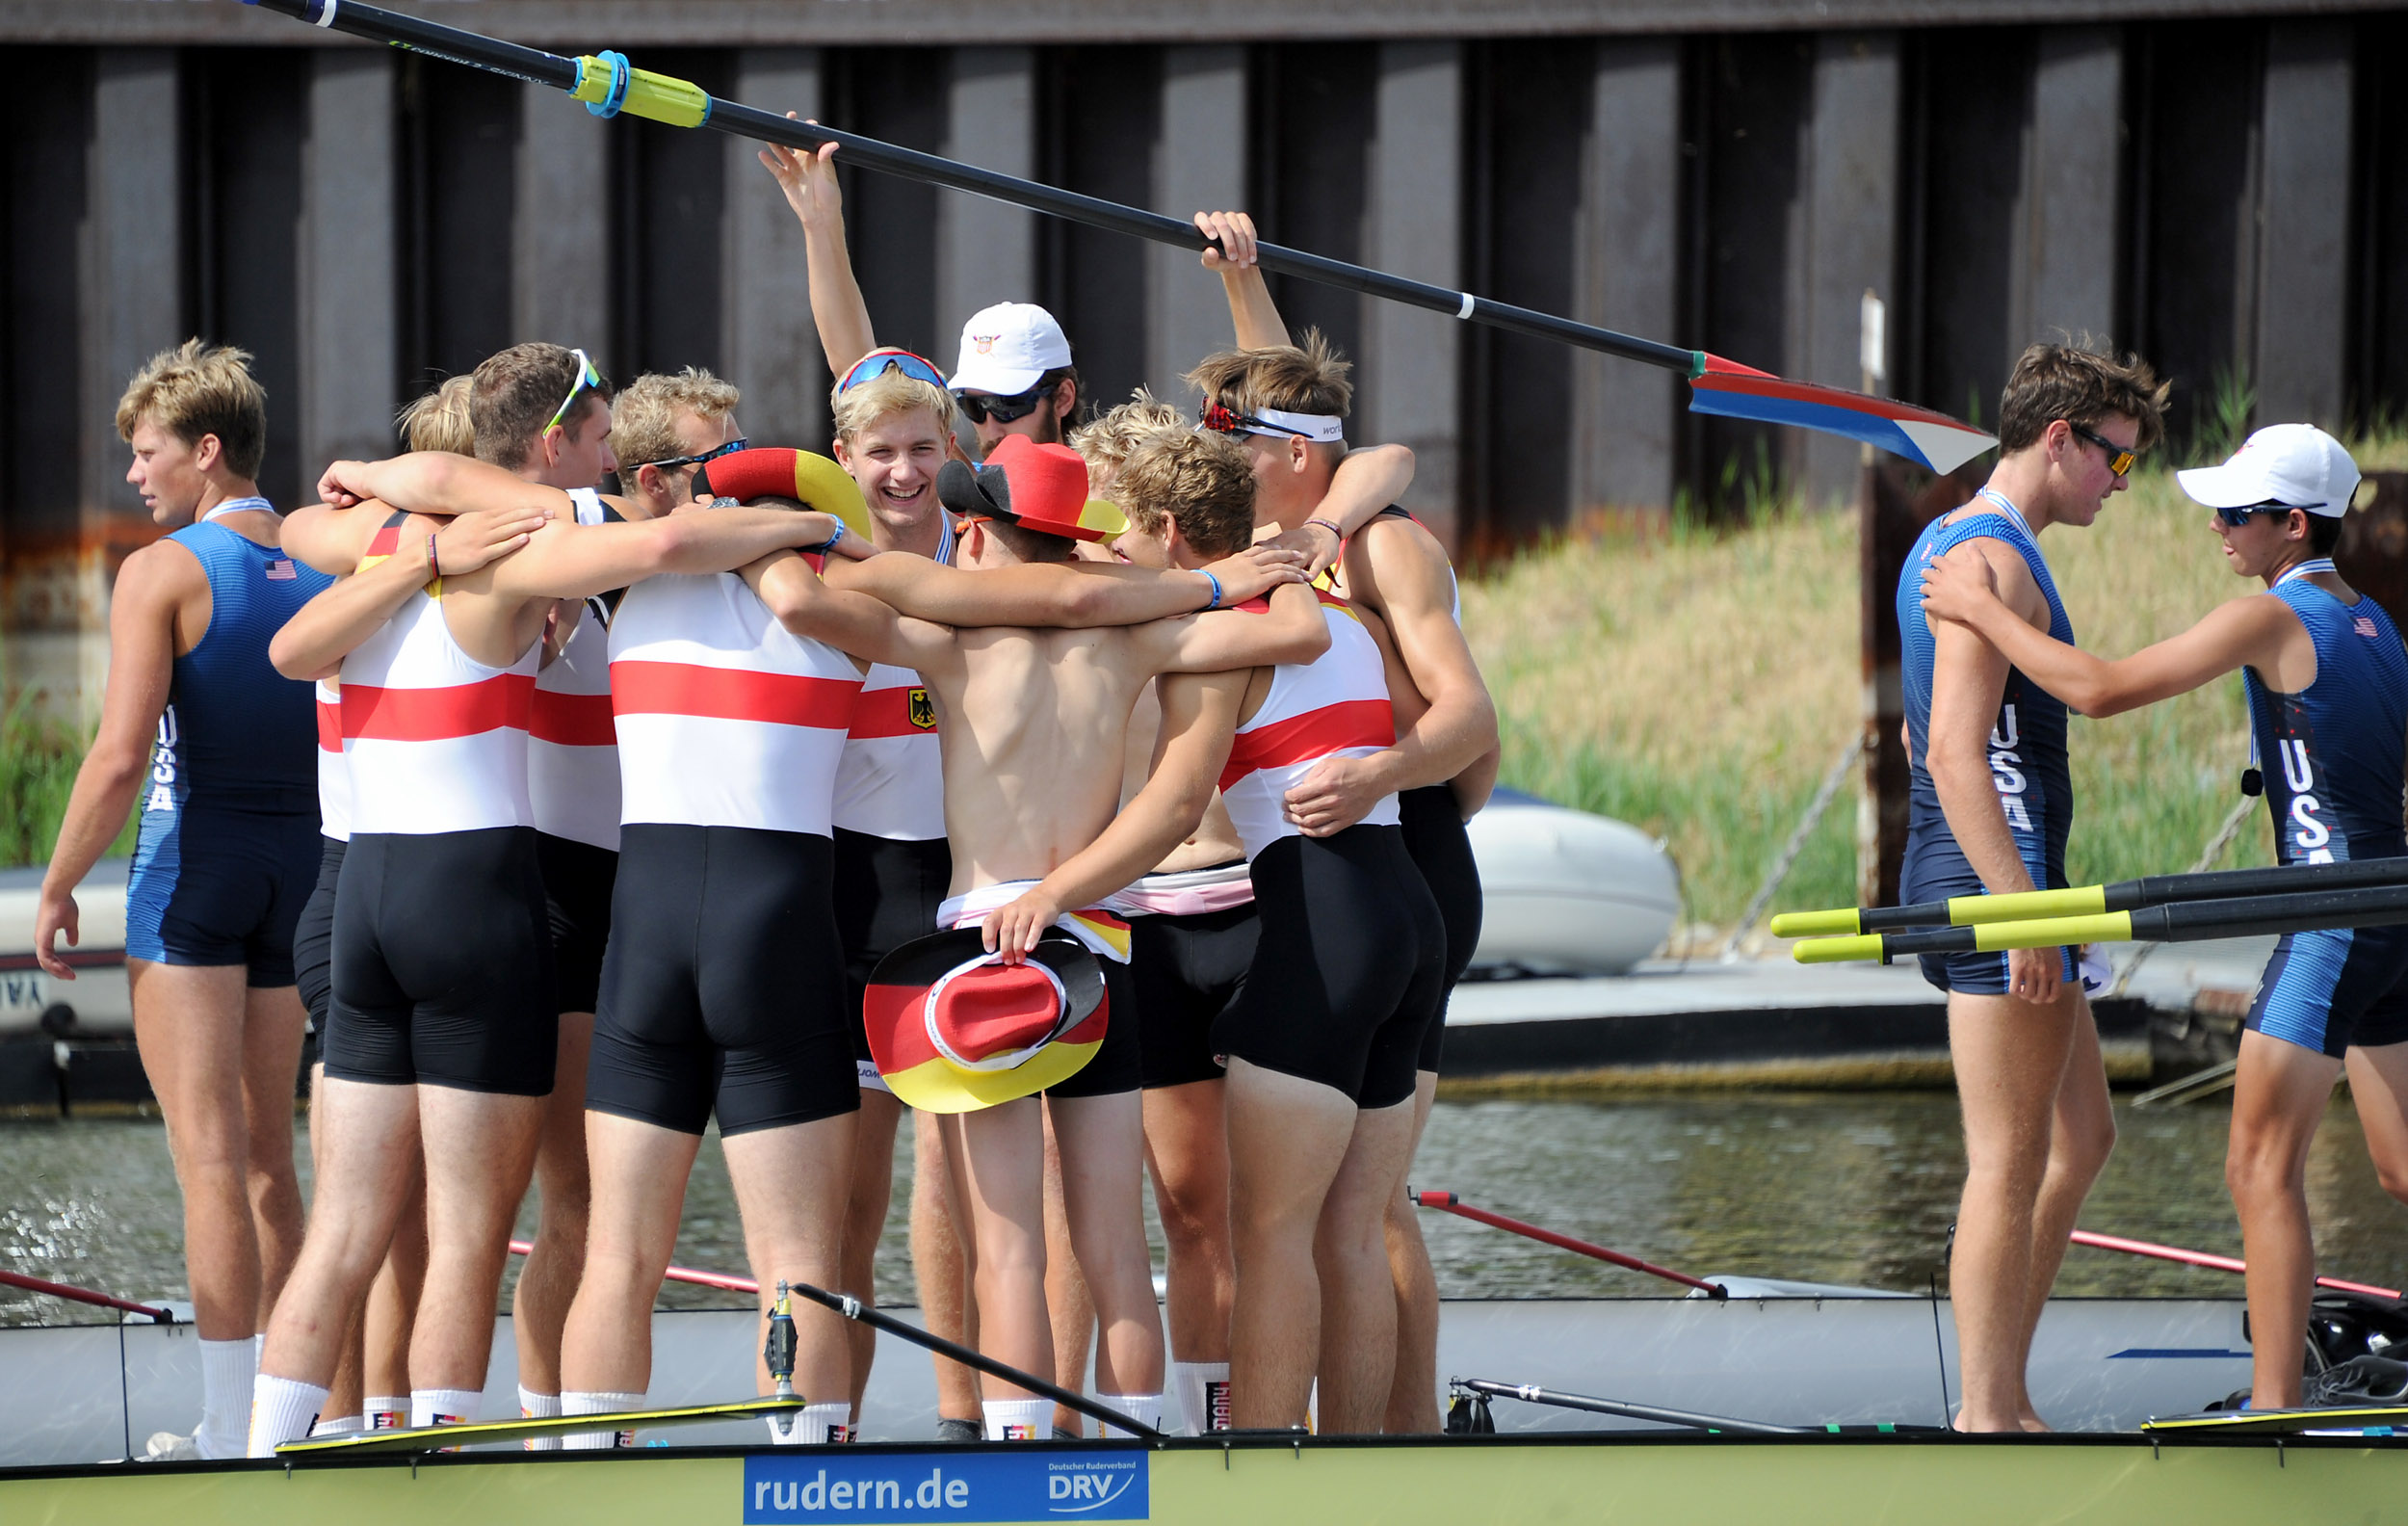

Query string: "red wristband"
[427, 533, 441, 579]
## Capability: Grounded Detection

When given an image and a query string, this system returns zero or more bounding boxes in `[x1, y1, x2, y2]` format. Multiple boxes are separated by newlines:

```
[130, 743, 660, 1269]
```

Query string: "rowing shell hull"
[2, 1431, 2400, 1526]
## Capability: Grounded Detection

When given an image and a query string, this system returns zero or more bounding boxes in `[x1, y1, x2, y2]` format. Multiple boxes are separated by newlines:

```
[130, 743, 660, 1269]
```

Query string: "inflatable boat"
[1464, 790, 1681, 976]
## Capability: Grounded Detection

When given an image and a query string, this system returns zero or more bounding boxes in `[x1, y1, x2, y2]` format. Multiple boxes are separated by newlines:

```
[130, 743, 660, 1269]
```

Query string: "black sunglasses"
[953, 384, 1050, 426]
[2214, 501, 2304, 529]
[2067, 421, 2138, 479]
[641, 436, 748, 473]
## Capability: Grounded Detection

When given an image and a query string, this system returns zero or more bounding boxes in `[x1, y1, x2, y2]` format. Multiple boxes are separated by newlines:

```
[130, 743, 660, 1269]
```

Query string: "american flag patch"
[2357, 615, 2380, 639]
[266, 558, 298, 580]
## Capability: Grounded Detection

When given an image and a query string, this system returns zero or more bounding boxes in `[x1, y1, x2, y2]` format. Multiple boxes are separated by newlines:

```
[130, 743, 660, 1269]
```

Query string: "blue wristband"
[1198, 568, 1223, 611]
[811, 520, 847, 555]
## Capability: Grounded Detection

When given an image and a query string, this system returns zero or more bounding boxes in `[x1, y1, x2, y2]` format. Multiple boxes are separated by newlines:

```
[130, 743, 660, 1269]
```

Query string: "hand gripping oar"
[1770, 854, 2408, 939]
[1792, 880, 2408, 964]
[233, 0, 1996, 476]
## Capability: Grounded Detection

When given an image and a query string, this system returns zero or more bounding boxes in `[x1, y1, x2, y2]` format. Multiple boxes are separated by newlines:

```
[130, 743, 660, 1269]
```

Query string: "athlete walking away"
[36, 341, 331, 1460]
[1898, 343, 2164, 1431]
[1923, 423, 2408, 1412]
[245, 450, 857, 1454]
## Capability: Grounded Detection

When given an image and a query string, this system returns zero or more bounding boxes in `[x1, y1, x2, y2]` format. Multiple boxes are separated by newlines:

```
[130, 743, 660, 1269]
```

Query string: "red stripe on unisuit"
[849, 684, 938, 739]
[612, 661, 861, 729]
[1218, 699, 1395, 790]
[341, 672, 537, 742]
[316, 701, 342, 752]
[529, 689, 616, 747]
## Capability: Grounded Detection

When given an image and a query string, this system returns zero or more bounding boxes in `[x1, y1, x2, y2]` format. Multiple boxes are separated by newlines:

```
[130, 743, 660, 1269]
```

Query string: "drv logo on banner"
[744, 1449, 1148, 1523]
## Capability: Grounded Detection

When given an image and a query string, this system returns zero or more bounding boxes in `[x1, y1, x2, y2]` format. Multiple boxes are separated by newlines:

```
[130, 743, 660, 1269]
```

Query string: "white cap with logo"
[948, 303, 1074, 396]
[2176, 423, 2362, 518]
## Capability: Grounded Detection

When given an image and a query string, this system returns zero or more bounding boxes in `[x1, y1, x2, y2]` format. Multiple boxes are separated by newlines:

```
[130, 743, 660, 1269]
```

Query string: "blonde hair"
[831, 367, 956, 443]
[1110, 430, 1257, 559]
[1070, 389, 1188, 484]
[396, 376, 476, 455]
[612, 366, 743, 467]
[115, 339, 268, 479]
[1184, 330, 1354, 426]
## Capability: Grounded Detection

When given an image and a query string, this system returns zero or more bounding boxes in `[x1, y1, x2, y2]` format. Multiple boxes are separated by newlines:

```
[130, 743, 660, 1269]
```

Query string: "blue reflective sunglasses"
[836, 347, 949, 394]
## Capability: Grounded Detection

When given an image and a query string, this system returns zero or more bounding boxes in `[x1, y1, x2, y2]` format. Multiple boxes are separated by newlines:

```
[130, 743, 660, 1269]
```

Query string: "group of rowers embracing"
[35, 140, 1496, 1461]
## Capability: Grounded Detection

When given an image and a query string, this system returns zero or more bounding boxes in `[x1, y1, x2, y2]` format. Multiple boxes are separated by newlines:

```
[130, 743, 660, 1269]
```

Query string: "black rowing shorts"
[588, 824, 859, 1137]
[538, 831, 618, 1015]
[833, 829, 953, 1092]
[1396, 785, 1482, 1074]
[1046, 960, 1140, 1099]
[294, 836, 347, 1028]
[324, 828, 558, 1096]
[1212, 826, 1444, 1110]
[1131, 899, 1258, 1091]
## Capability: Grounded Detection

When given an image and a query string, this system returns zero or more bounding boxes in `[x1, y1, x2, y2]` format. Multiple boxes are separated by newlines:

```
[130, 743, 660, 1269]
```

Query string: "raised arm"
[269, 503, 552, 680]
[760, 133, 880, 376]
[829, 543, 1306, 629]
[1144, 579, 1332, 674]
[1285, 524, 1497, 833]
[1195, 210, 1292, 350]
[980, 670, 1248, 960]
[1922, 549, 2289, 718]
[36, 544, 194, 978]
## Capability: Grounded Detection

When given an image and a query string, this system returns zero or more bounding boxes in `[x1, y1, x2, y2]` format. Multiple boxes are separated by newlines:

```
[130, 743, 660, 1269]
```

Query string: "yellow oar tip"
[1769, 908, 1862, 938]
[1793, 934, 1883, 964]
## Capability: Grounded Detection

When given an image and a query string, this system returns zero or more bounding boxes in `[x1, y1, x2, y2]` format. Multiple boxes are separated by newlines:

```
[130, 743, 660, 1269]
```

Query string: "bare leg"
[1946, 986, 2078, 1432]
[308, 1064, 363, 1424]
[364, 1164, 428, 1404]
[242, 985, 308, 1320]
[2345, 1040, 2408, 1202]
[1223, 1059, 1355, 1430]
[513, 1011, 593, 1399]
[1042, 1109, 1098, 1433]
[408, 1085, 545, 1392]
[1142, 1079, 1233, 1363]
[2014, 999, 2115, 1430]
[725, 1113, 858, 1403]
[128, 961, 281, 1343]
[1382, 1072, 1443, 1433]
[558, 1112, 702, 1397]
[259, 1078, 423, 1384]
[2228, 1030, 2346, 1408]
[1052, 1092, 1165, 1407]
[840, 1088, 903, 1419]
[913, 1108, 982, 1423]
[952, 1099, 1052, 1401]
[1315, 1098, 1416, 1433]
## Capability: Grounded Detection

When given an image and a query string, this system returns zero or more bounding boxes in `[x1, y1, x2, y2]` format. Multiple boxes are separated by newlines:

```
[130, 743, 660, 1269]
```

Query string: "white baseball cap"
[948, 303, 1074, 396]
[2176, 423, 2362, 518]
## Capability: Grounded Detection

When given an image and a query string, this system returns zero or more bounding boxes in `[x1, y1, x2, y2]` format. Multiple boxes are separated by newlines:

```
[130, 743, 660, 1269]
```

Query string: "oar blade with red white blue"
[1687, 355, 2000, 476]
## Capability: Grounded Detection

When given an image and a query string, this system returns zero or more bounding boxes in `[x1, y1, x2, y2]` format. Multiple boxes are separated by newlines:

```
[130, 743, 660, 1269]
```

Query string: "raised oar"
[1792, 880, 2408, 963]
[232, 0, 1996, 475]
[1771, 855, 2408, 939]
[1413, 1190, 1726, 1299]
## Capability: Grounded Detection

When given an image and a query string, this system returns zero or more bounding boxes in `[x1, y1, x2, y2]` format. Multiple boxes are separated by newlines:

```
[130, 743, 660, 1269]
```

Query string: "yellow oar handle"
[1963, 910, 2132, 950]
[1949, 884, 2108, 925]
[1793, 934, 1884, 963]
[573, 53, 714, 128]
[1767, 908, 1861, 937]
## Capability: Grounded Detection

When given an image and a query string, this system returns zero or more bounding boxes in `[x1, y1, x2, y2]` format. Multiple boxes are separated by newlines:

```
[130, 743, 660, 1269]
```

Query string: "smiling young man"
[1921, 423, 2408, 1412]
[35, 340, 333, 1460]
[1896, 342, 2164, 1432]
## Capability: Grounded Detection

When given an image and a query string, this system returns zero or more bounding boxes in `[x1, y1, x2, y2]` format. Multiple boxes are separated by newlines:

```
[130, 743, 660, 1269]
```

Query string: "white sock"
[246, 1375, 328, 1459]
[366, 1396, 408, 1432]
[411, 1387, 484, 1429]
[1098, 1393, 1165, 1439]
[1172, 1361, 1232, 1435]
[196, 1336, 259, 1459]
[562, 1389, 644, 1451]
[518, 1386, 563, 1451]
[982, 1397, 1051, 1441]
[767, 1400, 851, 1445]
[308, 1415, 366, 1437]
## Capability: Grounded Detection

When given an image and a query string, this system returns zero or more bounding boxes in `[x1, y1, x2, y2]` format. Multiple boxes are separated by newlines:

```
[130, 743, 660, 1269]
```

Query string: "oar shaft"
[1459, 1379, 1807, 1435]
[1413, 1190, 1723, 1297]
[2069, 1230, 2402, 1300]
[1774, 855, 2408, 938]
[242, 0, 1702, 379]
[1796, 880, 2408, 962]
[0, 1268, 173, 1323]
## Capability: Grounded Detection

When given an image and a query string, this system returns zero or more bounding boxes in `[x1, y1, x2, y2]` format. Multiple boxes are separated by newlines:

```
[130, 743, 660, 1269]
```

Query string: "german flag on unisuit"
[696, 447, 875, 541]
[357, 511, 441, 595]
[863, 929, 1108, 1113]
